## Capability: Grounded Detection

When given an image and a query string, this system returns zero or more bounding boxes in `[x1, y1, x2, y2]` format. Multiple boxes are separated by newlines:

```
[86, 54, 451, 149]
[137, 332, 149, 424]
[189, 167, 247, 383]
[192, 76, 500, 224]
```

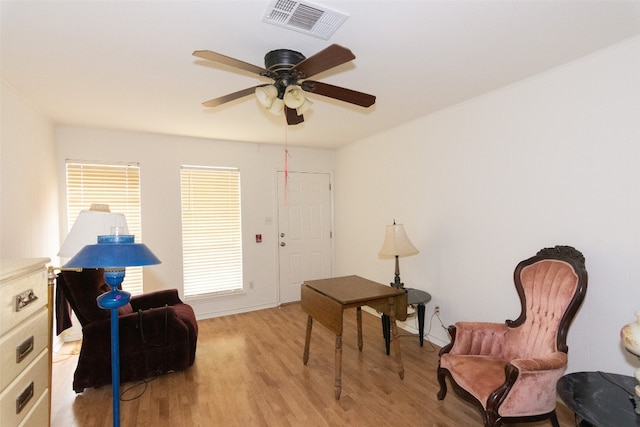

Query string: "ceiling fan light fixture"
[267, 97, 284, 115]
[296, 97, 313, 116]
[283, 85, 307, 109]
[255, 85, 278, 108]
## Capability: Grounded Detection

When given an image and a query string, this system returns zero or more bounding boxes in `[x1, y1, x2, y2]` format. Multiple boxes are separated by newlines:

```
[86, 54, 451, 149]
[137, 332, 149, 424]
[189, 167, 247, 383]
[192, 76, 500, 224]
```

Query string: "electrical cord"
[417, 309, 437, 352]
[434, 310, 450, 337]
[122, 305, 170, 402]
[52, 343, 81, 362]
[120, 375, 160, 402]
[423, 308, 451, 347]
[138, 305, 169, 348]
[402, 305, 449, 352]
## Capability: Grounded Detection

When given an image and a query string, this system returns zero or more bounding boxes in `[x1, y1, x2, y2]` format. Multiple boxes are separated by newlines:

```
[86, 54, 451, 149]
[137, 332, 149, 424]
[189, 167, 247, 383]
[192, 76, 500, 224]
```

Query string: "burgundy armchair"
[56, 268, 198, 393]
[437, 245, 588, 427]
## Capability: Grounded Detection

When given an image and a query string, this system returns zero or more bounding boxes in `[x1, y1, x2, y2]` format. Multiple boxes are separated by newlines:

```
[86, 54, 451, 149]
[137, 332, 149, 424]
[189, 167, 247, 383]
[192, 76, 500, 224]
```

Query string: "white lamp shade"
[378, 223, 419, 258]
[267, 97, 284, 115]
[58, 209, 129, 258]
[296, 97, 313, 115]
[255, 85, 278, 108]
[283, 85, 306, 109]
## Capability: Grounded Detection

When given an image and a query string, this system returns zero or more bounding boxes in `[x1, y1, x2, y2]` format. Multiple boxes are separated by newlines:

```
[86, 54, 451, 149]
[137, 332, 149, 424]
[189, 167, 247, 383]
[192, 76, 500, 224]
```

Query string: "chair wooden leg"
[484, 413, 502, 427]
[437, 368, 448, 400]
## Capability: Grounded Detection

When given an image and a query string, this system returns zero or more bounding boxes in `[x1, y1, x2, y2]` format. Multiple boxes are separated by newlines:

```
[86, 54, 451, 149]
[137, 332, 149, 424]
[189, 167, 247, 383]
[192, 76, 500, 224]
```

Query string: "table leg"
[417, 303, 425, 347]
[303, 315, 313, 365]
[334, 334, 343, 399]
[357, 307, 363, 351]
[389, 297, 404, 379]
[381, 314, 391, 355]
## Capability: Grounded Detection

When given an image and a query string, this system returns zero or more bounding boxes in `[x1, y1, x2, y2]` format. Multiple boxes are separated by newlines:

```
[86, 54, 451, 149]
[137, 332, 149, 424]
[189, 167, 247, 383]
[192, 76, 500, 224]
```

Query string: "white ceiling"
[2, 1, 640, 149]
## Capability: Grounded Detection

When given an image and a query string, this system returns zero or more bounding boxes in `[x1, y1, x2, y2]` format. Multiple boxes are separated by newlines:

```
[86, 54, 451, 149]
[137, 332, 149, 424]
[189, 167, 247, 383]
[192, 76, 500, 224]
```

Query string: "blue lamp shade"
[64, 235, 160, 269]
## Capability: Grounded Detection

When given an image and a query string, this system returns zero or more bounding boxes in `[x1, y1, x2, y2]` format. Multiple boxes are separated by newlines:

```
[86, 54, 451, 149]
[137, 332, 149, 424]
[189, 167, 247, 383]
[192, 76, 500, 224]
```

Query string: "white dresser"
[0, 258, 50, 427]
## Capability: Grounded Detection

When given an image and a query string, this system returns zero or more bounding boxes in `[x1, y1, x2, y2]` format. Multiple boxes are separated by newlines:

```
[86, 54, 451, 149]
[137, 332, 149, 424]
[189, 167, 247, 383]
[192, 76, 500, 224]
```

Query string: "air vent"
[262, 0, 349, 40]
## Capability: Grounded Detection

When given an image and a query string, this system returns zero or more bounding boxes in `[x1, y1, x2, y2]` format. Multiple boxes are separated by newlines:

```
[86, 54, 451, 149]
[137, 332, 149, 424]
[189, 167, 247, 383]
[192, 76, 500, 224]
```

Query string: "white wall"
[56, 127, 335, 318]
[1, 80, 59, 260]
[334, 36, 640, 375]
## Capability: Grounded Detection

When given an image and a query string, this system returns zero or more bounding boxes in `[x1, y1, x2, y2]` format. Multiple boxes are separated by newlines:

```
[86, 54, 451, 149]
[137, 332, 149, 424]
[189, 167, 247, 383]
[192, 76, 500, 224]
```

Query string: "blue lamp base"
[97, 268, 130, 427]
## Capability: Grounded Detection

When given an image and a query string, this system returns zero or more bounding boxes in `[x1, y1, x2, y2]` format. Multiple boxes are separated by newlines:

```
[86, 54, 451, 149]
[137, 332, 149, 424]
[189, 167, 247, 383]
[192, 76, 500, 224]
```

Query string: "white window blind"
[180, 166, 243, 297]
[65, 161, 144, 295]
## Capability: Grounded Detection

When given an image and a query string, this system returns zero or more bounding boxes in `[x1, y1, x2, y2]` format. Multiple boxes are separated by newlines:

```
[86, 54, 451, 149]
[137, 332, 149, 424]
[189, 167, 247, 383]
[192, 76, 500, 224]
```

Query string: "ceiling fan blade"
[293, 44, 355, 78]
[301, 81, 376, 108]
[202, 86, 264, 108]
[193, 50, 272, 77]
[285, 106, 304, 125]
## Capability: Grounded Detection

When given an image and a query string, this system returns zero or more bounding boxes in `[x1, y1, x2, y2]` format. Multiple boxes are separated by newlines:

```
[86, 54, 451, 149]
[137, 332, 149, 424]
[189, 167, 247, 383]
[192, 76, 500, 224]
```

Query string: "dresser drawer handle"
[16, 336, 34, 363]
[15, 289, 39, 312]
[16, 381, 34, 414]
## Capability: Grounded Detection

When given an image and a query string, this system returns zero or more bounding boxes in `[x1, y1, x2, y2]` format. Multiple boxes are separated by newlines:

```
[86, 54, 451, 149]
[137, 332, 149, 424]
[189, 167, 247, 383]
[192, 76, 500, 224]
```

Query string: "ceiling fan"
[193, 44, 376, 125]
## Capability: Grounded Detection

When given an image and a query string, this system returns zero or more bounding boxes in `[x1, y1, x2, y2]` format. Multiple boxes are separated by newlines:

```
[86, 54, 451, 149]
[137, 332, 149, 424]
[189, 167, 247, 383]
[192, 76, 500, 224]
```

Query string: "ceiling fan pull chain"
[284, 121, 289, 206]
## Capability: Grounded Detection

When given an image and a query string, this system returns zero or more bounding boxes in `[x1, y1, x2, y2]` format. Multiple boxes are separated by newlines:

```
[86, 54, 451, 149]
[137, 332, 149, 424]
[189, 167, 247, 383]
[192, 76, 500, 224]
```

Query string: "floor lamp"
[64, 233, 160, 427]
[59, 206, 160, 427]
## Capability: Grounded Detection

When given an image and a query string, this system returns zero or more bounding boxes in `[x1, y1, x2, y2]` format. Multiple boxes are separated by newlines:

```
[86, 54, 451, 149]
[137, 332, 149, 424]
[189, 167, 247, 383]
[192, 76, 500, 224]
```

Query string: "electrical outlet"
[434, 306, 440, 314]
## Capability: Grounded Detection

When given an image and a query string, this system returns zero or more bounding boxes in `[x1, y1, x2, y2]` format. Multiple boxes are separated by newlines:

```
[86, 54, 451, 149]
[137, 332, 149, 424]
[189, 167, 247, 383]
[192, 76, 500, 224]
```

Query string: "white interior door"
[277, 171, 332, 304]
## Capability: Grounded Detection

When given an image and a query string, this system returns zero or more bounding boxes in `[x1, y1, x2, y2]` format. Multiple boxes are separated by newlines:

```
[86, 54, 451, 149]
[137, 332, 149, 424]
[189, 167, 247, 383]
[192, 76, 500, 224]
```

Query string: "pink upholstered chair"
[437, 245, 587, 427]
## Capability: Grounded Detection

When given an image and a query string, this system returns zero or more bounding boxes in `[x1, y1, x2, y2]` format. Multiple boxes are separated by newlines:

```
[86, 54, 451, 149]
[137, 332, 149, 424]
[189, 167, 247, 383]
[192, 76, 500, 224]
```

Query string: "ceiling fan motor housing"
[264, 49, 306, 98]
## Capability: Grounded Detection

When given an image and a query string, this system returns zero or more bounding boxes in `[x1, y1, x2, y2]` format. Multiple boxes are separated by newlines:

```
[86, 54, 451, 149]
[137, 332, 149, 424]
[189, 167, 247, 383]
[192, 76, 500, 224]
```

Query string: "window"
[180, 166, 243, 297]
[65, 161, 143, 295]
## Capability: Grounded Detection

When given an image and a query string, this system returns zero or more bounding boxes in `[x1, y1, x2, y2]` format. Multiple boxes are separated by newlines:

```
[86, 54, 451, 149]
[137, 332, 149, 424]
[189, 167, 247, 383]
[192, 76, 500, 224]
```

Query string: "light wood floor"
[52, 303, 577, 426]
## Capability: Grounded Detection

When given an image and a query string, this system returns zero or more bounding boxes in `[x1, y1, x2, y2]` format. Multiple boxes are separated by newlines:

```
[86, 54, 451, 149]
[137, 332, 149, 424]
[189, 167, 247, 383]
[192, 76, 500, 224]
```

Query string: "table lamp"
[621, 311, 640, 414]
[378, 220, 419, 289]
[63, 227, 160, 427]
